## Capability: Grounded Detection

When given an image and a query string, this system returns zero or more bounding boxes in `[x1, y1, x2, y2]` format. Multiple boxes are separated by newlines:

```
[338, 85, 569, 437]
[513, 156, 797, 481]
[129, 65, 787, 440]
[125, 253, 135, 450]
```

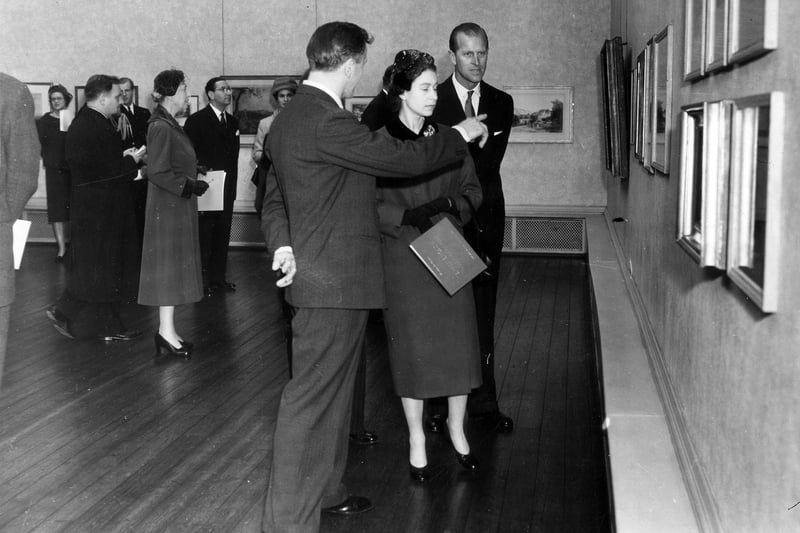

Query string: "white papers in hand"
[12, 219, 32, 270]
[197, 170, 226, 211]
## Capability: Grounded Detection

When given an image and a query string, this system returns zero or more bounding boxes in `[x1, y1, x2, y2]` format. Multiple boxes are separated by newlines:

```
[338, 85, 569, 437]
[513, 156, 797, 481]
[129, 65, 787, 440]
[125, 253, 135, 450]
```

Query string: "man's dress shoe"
[321, 496, 372, 515]
[473, 410, 514, 433]
[209, 281, 236, 292]
[425, 414, 445, 434]
[98, 330, 142, 343]
[46, 306, 74, 339]
[349, 431, 379, 446]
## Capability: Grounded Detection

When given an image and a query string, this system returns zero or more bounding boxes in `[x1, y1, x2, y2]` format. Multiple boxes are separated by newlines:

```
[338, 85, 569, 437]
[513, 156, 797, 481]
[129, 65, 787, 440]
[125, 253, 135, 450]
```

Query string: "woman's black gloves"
[181, 178, 210, 198]
[401, 196, 458, 232]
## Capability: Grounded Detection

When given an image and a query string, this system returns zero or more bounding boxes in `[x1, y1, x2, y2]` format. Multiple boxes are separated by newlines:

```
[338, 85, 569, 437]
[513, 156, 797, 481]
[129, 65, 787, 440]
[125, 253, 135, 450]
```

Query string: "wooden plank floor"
[1, 245, 609, 532]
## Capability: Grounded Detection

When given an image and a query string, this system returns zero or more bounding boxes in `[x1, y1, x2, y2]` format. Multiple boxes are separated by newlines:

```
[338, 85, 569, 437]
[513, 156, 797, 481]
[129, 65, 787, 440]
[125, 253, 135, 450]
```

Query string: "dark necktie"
[220, 113, 227, 128]
[464, 90, 475, 118]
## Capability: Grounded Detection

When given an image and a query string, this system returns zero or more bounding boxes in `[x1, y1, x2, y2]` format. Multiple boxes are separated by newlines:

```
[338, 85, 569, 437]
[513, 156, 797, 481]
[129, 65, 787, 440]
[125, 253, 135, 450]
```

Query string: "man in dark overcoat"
[46, 74, 144, 341]
[183, 77, 240, 295]
[431, 22, 516, 433]
[0, 73, 40, 383]
[259, 21, 489, 533]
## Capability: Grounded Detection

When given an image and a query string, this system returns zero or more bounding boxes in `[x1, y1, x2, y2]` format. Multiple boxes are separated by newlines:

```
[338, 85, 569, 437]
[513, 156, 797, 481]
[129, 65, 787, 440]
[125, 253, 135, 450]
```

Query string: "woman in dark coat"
[138, 69, 207, 359]
[377, 50, 483, 482]
[36, 84, 72, 260]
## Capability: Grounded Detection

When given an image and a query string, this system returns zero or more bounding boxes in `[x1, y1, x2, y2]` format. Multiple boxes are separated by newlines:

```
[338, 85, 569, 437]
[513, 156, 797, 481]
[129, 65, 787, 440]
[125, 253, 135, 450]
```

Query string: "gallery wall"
[0, 0, 609, 213]
[609, 0, 800, 531]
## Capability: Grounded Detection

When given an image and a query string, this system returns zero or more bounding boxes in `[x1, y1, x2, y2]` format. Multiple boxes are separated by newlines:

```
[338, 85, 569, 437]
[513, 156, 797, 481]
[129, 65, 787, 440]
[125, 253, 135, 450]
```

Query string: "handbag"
[463, 195, 493, 279]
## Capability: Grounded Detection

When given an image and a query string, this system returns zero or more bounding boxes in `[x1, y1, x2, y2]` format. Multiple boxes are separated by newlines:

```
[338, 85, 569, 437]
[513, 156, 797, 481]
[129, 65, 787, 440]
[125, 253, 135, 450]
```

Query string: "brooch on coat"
[423, 124, 436, 137]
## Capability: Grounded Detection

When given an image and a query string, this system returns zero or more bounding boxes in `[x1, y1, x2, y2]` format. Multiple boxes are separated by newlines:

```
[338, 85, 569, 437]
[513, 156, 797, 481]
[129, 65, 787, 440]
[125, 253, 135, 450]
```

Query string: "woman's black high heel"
[180, 339, 194, 352]
[154, 333, 191, 359]
[409, 463, 432, 483]
[455, 452, 479, 471]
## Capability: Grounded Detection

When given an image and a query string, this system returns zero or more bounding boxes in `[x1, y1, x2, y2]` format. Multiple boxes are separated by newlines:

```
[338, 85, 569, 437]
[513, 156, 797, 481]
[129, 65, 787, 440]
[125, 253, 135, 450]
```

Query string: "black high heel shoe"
[455, 452, 479, 472]
[180, 339, 194, 352]
[154, 333, 191, 359]
[409, 463, 432, 483]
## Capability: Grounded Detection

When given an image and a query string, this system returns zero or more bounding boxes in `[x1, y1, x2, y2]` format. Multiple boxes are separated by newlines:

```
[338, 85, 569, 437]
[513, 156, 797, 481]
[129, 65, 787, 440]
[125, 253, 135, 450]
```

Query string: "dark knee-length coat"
[65, 106, 140, 302]
[377, 118, 483, 399]
[137, 105, 203, 306]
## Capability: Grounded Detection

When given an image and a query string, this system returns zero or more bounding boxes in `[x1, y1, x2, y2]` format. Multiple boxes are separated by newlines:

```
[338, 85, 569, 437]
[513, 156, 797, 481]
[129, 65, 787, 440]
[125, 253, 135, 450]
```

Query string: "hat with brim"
[272, 78, 298, 98]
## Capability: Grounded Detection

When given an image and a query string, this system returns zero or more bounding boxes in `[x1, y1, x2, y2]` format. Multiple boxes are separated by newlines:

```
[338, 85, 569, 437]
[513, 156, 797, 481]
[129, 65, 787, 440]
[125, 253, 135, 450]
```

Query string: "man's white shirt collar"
[451, 74, 481, 109]
[303, 80, 343, 109]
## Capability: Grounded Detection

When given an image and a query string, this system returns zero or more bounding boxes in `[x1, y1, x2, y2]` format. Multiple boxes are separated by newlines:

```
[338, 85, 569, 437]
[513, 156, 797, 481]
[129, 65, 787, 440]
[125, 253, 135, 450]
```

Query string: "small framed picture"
[344, 96, 374, 122]
[727, 0, 779, 65]
[504, 86, 573, 143]
[704, 0, 729, 73]
[684, 0, 706, 80]
[224, 75, 300, 145]
[651, 24, 674, 174]
[25, 82, 52, 118]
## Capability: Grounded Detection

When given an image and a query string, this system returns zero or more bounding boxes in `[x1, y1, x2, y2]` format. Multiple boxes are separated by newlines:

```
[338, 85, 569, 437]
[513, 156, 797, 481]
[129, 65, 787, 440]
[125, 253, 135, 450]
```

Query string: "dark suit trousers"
[263, 307, 368, 533]
[464, 181, 505, 415]
[56, 290, 123, 337]
[199, 207, 233, 285]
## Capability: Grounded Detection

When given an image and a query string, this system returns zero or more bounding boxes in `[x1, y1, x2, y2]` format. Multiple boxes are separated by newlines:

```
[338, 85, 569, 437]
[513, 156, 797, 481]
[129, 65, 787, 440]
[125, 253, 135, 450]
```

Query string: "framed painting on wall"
[726, 92, 784, 312]
[727, 0, 779, 65]
[504, 86, 573, 144]
[224, 75, 299, 146]
[598, 36, 627, 177]
[651, 24, 674, 174]
[344, 96, 374, 122]
[642, 39, 655, 173]
[634, 49, 646, 160]
[704, 0, 729, 73]
[25, 82, 52, 118]
[684, 0, 706, 80]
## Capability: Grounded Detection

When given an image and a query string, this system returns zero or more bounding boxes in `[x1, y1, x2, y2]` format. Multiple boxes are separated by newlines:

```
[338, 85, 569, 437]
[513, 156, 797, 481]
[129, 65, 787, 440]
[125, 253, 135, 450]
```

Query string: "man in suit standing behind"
[260, 21, 488, 533]
[184, 77, 240, 295]
[431, 22, 515, 433]
[0, 73, 40, 384]
[118, 77, 151, 249]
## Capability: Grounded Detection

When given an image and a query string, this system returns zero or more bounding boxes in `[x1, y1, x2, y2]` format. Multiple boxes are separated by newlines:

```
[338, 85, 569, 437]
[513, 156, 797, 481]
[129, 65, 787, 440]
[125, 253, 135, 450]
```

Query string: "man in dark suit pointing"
[431, 22, 515, 434]
[260, 21, 488, 533]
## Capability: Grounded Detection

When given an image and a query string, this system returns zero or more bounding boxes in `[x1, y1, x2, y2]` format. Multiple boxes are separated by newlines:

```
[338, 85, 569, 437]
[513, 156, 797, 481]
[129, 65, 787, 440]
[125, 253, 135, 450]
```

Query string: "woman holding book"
[376, 49, 483, 482]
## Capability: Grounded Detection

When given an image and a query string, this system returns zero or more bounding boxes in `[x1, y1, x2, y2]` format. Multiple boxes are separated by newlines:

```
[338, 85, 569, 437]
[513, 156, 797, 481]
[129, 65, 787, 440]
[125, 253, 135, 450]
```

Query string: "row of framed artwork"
[631, 24, 674, 175]
[685, 0, 778, 81]
[347, 85, 574, 144]
[27, 77, 576, 146]
[676, 92, 783, 312]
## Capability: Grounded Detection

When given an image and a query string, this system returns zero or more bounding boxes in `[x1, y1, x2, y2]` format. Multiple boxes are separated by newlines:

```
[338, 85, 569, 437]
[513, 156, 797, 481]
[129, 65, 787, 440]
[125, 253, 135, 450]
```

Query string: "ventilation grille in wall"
[24, 209, 586, 255]
[503, 216, 586, 255]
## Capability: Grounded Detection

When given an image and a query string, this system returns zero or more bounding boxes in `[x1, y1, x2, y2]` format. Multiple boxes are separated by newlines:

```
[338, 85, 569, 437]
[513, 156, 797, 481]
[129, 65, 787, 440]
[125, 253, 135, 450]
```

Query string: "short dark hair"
[119, 77, 134, 88]
[84, 74, 120, 101]
[388, 49, 436, 112]
[205, 76, 227, 98]
[306, 21, 374, 71]
[48, 84, 73, 106]
[152, 69, 185, 103]
[448, 22, 489, 53]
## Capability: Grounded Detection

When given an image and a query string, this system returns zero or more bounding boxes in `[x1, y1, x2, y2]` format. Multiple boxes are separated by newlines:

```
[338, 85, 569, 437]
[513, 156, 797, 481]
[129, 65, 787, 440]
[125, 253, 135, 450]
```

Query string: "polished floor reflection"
[1, 246, 608, 532]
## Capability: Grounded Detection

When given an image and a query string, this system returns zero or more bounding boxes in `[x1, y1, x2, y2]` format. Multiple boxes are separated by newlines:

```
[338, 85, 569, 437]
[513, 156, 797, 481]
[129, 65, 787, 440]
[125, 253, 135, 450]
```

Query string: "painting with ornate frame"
[684, 0, 706, 80]
[727, 0, 779, 65]
[726, 92, 783, 312]
[224, 75, 299, 146]
[504, 86, 573, 144]
[344, 96, 374, 123]
[651, 24, 674, 174]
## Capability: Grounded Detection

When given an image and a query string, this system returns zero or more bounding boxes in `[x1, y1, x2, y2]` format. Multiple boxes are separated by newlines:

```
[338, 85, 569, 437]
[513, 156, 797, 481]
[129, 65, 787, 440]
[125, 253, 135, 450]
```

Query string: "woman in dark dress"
[138, 70, 208, 359]
[36, 85, 72, 261]
[377, 50, 483, 482]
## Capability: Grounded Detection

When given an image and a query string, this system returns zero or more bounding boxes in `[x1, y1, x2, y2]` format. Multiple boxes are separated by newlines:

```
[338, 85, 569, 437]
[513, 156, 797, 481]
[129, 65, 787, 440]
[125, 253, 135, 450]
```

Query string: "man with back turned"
[260, 20, 488, 533]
